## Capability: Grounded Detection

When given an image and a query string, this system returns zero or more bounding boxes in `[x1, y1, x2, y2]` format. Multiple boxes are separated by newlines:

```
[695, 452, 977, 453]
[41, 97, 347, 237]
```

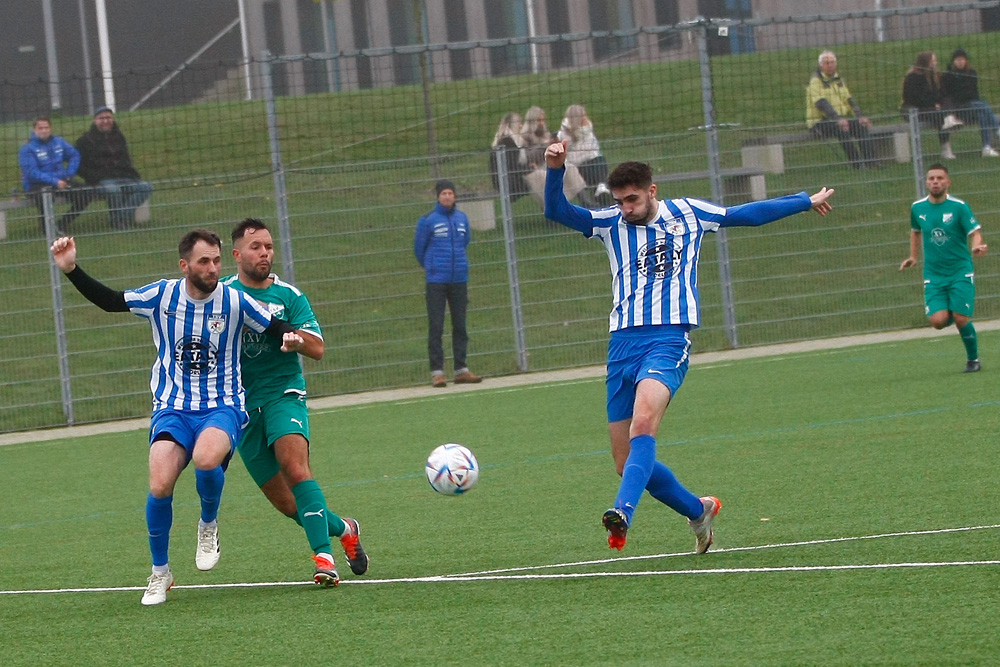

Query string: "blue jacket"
[414, 203, 470, 284]
[18, 133, 81, 192]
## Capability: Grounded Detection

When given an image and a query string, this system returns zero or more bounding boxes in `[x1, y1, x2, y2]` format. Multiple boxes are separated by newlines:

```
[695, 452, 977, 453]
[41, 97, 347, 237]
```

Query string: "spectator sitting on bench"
[557, 104, 610, 204]
[902, 51, 963, 160]
[76, 106, 153, 230]
[941, 48, 1000, 158]
[806, 50, 878, 169]
[489, 113, 532, 200]
[521, 106, 556, 169]
[18, 117, 91, 235]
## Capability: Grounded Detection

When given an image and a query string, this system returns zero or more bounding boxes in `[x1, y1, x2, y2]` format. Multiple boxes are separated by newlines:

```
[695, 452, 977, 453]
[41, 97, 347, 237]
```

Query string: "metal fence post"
[494, 146, 528, 372]
[908, 108, 926, 199]
[43, 190, 75, 425]
[261, 53, 296, 283]
[697, 21, 738, 349]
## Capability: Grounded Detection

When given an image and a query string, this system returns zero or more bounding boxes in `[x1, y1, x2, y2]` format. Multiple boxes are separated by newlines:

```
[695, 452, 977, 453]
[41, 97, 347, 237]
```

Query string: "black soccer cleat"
[602, 508, 629, 551]
[339, 518, 369, 575]
[964, 360, 981, 373]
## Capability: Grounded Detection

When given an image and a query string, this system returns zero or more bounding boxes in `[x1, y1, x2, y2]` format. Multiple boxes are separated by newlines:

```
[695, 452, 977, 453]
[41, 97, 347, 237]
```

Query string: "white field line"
[3, 523, 998, 596]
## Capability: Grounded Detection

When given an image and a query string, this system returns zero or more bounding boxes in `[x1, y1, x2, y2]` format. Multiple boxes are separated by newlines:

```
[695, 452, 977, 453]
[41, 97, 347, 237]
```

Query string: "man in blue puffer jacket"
[18, 117, 92, 234]
[414, 179, 483, 388]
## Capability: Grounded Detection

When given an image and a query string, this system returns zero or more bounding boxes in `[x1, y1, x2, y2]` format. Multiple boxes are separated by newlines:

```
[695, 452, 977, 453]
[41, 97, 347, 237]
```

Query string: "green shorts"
[237, 392, 310, 487]
[924, 274, 975, 318]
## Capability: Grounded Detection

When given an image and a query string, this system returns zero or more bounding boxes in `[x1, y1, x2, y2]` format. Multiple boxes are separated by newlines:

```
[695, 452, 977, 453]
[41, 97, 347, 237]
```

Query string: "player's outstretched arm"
[809, 187, 835, 217]
[50, 236, 129, 312]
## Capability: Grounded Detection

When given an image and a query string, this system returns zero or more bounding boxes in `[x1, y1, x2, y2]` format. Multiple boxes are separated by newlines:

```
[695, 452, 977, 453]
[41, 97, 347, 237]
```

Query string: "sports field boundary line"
[3, 319, 998, 447]
[3, 523, 998, 596]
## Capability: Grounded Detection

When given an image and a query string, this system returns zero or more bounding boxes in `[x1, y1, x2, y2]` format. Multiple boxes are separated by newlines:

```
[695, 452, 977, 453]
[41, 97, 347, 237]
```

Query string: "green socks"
[291, 480, 346, 554]
[959, 321, 978, 361]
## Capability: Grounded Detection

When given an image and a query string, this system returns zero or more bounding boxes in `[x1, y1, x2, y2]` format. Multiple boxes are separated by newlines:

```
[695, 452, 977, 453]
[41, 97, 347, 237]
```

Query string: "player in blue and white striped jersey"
[51, 230, 304, 605]
[544, 141, 835, 553]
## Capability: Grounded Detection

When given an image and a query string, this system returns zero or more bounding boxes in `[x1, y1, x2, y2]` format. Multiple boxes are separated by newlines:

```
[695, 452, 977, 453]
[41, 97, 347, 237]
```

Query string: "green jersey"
[222, 273, 323, 409]
[910, 195, 980, 280]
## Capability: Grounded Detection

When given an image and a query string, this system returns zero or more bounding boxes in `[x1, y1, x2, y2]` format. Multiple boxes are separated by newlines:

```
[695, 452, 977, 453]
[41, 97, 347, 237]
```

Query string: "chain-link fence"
[2, 2, 998, 432]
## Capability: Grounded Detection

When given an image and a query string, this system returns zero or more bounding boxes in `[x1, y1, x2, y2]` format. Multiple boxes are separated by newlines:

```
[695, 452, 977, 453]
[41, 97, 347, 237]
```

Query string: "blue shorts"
[606, 326, 692, 423]
[149, 405, 247, 469]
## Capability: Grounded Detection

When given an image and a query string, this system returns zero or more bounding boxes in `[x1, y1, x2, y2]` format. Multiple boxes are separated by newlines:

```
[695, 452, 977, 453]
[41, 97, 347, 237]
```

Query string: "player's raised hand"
[809, 187, 835, 217]
[280, 331, 304, 353]
[50, 236, 77, 273]
[545, 140, 568, 169]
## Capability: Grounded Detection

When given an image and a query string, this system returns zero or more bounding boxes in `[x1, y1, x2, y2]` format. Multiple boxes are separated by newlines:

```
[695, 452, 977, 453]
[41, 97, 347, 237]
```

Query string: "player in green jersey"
[225, 218, 368, 585]
[900, 164, 988, 372]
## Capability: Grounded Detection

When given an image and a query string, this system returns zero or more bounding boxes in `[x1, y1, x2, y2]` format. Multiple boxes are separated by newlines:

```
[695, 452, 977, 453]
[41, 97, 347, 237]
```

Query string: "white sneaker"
[941, 114, 964, 131]
[688, 496, 722, 555]
[195, 521, 220, 571]
[595, 182, 611, 197]
[983, 146, 999, 158]
[941, 143, 956, 160]
[141, 569, 174, 606]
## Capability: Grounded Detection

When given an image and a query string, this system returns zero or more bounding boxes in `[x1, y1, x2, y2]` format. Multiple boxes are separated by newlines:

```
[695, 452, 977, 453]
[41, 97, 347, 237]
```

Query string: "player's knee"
[280, 463, 313, 487]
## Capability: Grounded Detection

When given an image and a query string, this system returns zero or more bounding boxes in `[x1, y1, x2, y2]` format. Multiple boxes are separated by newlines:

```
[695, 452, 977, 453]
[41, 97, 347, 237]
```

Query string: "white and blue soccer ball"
[425, 443, 479, 495]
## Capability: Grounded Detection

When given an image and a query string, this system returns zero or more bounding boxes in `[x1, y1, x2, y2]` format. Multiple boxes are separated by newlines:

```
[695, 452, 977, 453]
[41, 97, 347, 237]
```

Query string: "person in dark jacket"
[941, 48, 1000, 157]
[75, 106, 153, 229]
[414, 180, 483, 388]
[902, 51, 963, 160]
[17, 117, 91, 234]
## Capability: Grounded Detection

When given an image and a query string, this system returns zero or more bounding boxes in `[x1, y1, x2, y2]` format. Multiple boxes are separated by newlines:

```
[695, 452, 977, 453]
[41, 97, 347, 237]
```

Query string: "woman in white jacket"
[557, 104, 610, 201]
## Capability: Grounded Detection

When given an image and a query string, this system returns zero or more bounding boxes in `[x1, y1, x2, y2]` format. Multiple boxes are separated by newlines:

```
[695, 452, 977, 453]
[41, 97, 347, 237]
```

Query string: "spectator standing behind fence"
[900, 164, 986, 373]
[414, 180, 483, 388]
[489, 113, 531, 200]
[75, 106, 153, 230]
[806, 50, 878, 169]
[557, 104, 611, 204]
[902, 51, 964, 160]
[18, 117, 90, 235]
[941, 48, 1000, 158]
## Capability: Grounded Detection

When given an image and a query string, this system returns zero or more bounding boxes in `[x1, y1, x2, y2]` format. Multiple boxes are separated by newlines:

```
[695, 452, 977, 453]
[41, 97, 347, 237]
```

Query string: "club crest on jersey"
[931, 228, 948, 246]
[266, 302, 285, 319]
[664, 220, 685, 236]
[175, 337, 219, 375]
[637, 241, 681, 279]
[207, 315, 227, 334]
[942, 213, 953, 224]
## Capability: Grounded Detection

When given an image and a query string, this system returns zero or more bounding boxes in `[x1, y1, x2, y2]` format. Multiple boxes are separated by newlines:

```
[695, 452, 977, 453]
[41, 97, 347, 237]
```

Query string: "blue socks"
[646, 461, 704, 520]
[195, 466, 225, 523]
[615, 435, 657, 523]
[146, 493, 172, 567]
[615, 435, 704, 523]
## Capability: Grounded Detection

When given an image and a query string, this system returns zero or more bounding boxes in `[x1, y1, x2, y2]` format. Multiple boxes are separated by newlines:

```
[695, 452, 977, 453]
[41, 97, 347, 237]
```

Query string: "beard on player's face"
[189, 273, 218, 294]
[243, 260, 271, 282]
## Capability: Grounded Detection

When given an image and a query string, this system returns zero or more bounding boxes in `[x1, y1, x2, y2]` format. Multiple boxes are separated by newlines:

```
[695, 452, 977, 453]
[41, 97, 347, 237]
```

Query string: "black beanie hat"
[952, 48, 969, 62]
[435, 179, 456, 197]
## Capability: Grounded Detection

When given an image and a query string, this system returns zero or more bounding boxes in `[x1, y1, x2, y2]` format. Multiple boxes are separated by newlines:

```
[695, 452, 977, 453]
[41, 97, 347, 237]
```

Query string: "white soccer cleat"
[141, 569, 174, 606]
[983, 146, 999, 158]
[195, 521, 221, 571]
[688, 496, 722, 555]
[595, 182, 611, 197]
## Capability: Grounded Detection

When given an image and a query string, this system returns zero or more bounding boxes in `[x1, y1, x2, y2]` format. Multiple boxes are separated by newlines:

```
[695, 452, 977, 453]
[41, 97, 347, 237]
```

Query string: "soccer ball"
[425, 443, 479, 495]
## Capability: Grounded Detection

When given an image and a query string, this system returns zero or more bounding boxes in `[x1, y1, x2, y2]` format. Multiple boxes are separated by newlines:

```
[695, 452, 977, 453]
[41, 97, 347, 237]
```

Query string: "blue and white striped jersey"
[124, 279, 273, 413]
[544, 167, 811, 332]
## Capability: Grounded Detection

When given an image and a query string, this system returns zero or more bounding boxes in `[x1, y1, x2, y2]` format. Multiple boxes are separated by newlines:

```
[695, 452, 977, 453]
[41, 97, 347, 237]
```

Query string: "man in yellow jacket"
[806, 50, 877, 169]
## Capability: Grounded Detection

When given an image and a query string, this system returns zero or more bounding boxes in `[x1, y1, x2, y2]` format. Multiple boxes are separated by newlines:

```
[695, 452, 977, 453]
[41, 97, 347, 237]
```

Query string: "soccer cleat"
[595, 182, 611, 197]
[339, 518, 370, 575]
[941, 114, 964, 131]
[454, 371, 483, 384]
[689, 496, 722, 555]
[141, 569, 174, 606]
[941, 142, 957, 160]
[195, 521, 221, 571]
[983, 146, 999, 158]
[312, 553, 340, 587]
[964, 360, 981, 373]
[602, 508, 629, 551]
[432, 374, 447, 388]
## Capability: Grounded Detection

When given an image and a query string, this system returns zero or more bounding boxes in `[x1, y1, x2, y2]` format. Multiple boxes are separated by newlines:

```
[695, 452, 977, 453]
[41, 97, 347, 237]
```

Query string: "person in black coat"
[941, 48, 1000, 157]
[901, 51, 963, 160]
[76, 107, 153, 229]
